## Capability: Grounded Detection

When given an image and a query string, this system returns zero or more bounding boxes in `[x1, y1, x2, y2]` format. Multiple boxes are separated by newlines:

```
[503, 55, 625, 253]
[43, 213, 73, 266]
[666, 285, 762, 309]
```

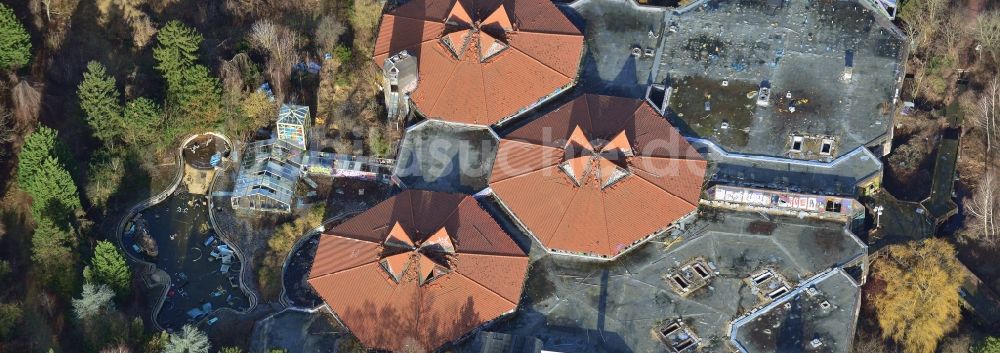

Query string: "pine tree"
[17, 126, 59, 187]
[78, 62, 124, 144]
[0, 3, 30, 70]
[24, 156, 81, 223]
[154, 21, 203, 90]
[72, 283, 115, 320]
[31, 217, 78, 294]
[92, 240, 131, 295]
[18, 126, 81, 223]
[123, 97, 161, 145]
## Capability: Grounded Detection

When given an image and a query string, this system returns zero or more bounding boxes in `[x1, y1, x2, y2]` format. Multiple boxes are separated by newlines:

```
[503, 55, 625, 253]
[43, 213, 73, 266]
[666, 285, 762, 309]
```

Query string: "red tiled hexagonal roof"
[308, 190, 529, 352]
[373, 0, 584, 125]
[490, 95, 708, 257]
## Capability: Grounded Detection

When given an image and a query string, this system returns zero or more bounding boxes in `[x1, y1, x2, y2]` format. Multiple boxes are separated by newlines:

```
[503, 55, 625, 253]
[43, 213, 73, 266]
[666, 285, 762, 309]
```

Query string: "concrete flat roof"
[659, 0, 905, 159]
[731, 269, 861, 353]
[691, 138, 882, 196]
[393, 120, 499, 194]
[475, 209, 866, 353]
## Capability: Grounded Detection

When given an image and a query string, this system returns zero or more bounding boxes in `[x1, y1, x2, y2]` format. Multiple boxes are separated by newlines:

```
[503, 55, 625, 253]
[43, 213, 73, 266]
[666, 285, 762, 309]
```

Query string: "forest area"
[863, 0, 1000, 353]
[0, 0, 394, 351]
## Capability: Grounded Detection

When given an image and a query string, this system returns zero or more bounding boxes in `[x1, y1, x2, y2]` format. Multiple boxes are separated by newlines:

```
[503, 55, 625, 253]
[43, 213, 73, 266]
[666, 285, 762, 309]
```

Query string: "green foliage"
[72, 283, 114, 320]
[0, 3, 31, 70]
[164, 325, 210, 353]
[153, 21, 223, 146]
[31, 218, 77, 294]
[0, 260, 10, 281]
[267, 349, 288, 353]
[0, 302, 22, 339]
[91, 240, 131, 295]
[124, 97, 162, 145]
[154, 21, 203, 88]
[333, 44, 352, 63]
[18, 126, 80, 223]
[974, 337, 1000, 353]
[78, 61, 124, 143]
[220, 347, 244, 353]
[367, 127, 391, 157]
[145, 331, 170, 353]
[85, 146, 126, 209]
[257, 205, 324, 299]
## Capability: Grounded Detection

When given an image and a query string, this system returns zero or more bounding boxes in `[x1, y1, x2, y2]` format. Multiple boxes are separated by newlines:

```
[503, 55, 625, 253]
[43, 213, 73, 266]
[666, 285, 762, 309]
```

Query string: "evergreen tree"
[154, 21, 203, 90]
[18, 126, 81, 223]
[24, 155, 81, 223]
[72, 283, 114, 320]
[78, 61, 124, 144]
[17, 126, 60, 187]
[0, 3, 30, 70]
[123, 97, 161, 145]
[31, 217, 77, 294]
[91, 240, 131, 295]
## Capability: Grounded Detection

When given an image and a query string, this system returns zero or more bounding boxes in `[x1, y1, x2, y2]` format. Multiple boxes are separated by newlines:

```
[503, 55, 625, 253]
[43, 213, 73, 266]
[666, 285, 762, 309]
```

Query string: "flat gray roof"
[477, 209, 866, 353]
[692, 138, 882, 196]
[731, 269, 861, 353]
[659, 0, 905, 158]
[394, 120, 498, 194]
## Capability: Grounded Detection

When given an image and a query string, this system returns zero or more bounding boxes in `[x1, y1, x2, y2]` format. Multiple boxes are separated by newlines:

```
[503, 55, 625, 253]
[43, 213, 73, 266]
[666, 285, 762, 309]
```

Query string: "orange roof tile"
[372, 0, 584, 125]
[308, 190, 529, 352]
[490, 95, 708, 257]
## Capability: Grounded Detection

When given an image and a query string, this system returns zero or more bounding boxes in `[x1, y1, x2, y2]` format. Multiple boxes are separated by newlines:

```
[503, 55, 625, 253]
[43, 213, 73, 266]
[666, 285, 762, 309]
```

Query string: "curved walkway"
[113, 132, 252, 331]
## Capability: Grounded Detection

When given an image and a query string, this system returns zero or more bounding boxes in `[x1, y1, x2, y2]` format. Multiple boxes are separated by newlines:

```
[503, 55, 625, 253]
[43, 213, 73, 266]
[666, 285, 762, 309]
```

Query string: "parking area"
[124, 191, 249, 330]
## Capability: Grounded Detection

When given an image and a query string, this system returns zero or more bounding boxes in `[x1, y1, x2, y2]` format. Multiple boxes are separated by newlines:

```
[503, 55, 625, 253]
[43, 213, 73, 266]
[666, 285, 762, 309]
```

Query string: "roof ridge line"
[308, 259, 380, 282]
[506, 41, 572, 80]
[489, 141, 563, 183]
[545, 181, 585, 247]
[492, 164, 564, 190]
[455, 250, 526, 258]
[629, 169, 698, 208]
[597, 187, 613, 257]
[514, 29, 583, 37]
[453, 270, 518, 306]
[373, 36, 441, 58]
[427, 45, 473, 118]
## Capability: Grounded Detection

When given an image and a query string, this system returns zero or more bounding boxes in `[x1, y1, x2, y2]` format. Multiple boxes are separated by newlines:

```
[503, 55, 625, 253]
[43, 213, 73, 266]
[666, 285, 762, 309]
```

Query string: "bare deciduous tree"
[250, 20, 299, 101]
[976, 11, 1000, 65]
[10, 79, 41, 129]
[966, 171, 1000, 247]
[976, 76, 999, 152]
[315, 15, 346, 53]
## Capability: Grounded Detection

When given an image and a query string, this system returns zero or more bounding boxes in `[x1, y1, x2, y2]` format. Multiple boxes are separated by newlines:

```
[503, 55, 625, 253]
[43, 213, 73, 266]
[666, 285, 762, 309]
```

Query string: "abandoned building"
[488, 209, 868, 353]
[647, 0, 905, 161]
[307, 190, 530, 352]
[373, 0, 585, 126]
[489, 94, 707, 259]
[230, 137, 305, 213]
